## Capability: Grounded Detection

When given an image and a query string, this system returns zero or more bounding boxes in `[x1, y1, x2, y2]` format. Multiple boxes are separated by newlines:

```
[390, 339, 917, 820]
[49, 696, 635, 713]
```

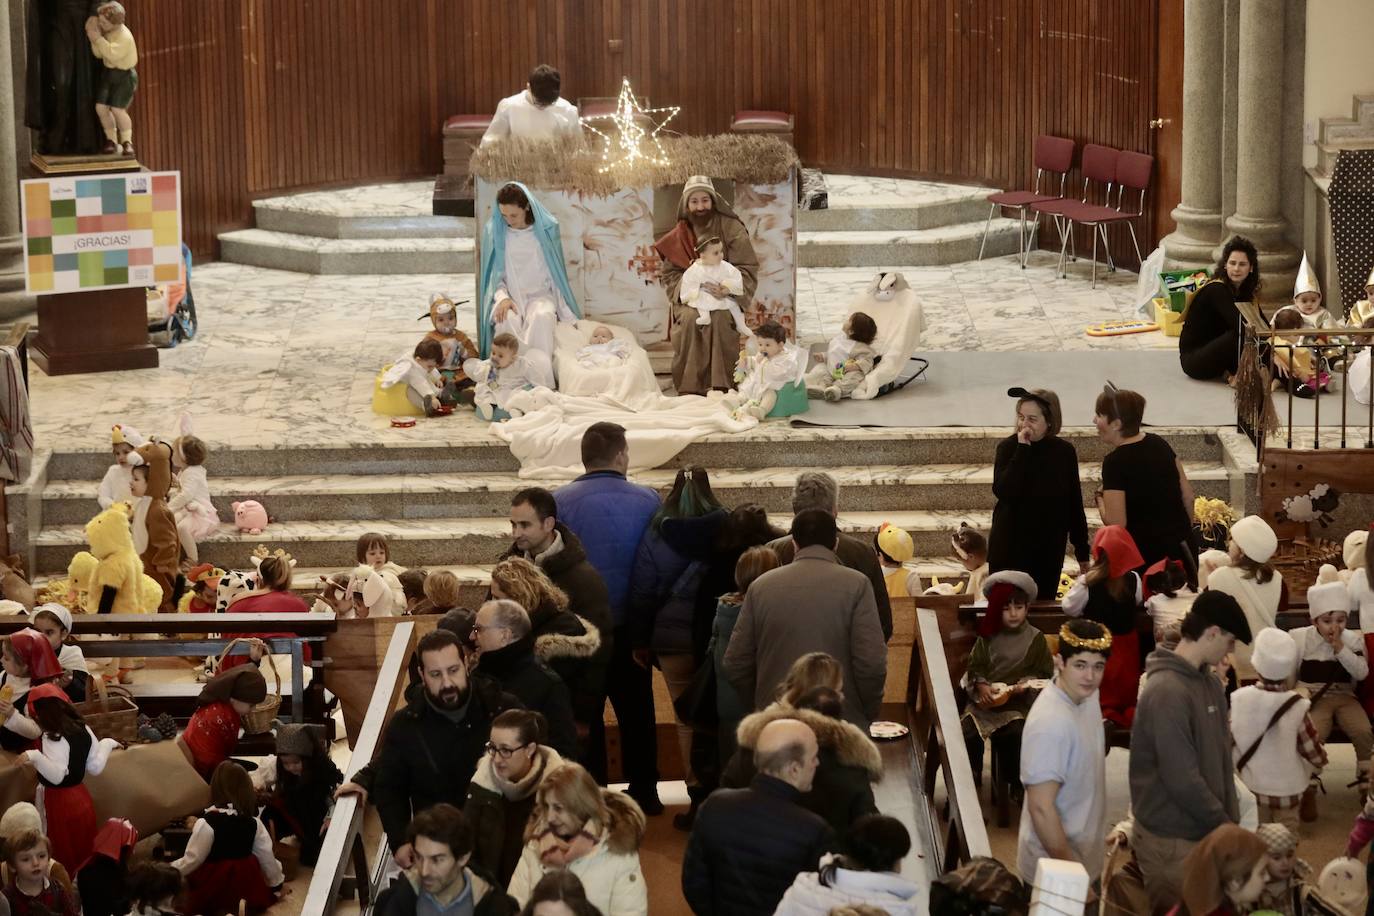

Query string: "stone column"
[1222, 0, 1300, 298]
[1163, 0, 1227, 268]
[0, 2, 27, 312]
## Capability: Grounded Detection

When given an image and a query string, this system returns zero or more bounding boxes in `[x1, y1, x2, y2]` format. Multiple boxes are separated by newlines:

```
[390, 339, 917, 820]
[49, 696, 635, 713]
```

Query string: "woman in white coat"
[774, 814, 922, 916]
[507, 762, 647, 916]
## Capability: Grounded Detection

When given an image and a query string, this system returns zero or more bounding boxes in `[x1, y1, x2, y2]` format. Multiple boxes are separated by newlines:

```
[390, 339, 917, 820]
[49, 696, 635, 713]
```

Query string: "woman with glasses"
[1095, 386, 1197, 581]
[464, 708, 565, 888]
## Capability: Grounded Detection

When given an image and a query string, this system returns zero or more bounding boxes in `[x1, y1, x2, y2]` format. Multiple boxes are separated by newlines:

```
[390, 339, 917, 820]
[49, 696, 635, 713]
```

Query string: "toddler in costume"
[1270, 306, 1329, 398]
[952, 524, 989, 596]
[1230, 628, 1325, 834]
[173, 760, 285, 913]
[379, 338, 453, 417]
[1253, 822, 1312, 916]
[1351, 266, 1374, 328]
[723, 321, 804, 420]
[356, 531, 406, 609]
[463, 332, 538, 421]
[1143, 558, 1196, 642]
[3, 829, 80, 916]
[680, 237, 749, 334]
[169, 431, 219, 564]
[1292, 252, 1339, 333]
[874, 522, 922, 598]
[1291, 564, 1373, 815]
[576, 325, 632, 368]
[420, 293, 477, 373]
[805, 311, 879, 402]
[97, 424, 143, 509]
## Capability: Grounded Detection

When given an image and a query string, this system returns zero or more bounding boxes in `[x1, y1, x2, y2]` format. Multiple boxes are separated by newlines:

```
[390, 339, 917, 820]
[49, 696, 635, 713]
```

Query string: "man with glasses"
[335, 629, 520, 869]
[472, 599, 578, 759]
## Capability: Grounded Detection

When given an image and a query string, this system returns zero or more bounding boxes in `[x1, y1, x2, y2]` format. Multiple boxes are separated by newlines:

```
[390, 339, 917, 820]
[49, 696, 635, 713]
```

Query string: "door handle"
[1149, 118, 1172, 130]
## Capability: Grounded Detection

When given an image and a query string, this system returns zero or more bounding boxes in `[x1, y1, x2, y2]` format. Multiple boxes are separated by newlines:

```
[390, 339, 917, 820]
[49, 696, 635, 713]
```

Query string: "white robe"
[464, 354, 543, 405]
[576, 339, 632, 369]
[480, 91, 580, 146]
[495, 226, 575, 385]
[736, 343, 805, 403]
[381, 355, 443, 399]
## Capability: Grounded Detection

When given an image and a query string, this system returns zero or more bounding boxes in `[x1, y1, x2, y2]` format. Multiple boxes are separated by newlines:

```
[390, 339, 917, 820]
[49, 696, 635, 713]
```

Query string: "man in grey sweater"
[1129, 590, 1252, 912]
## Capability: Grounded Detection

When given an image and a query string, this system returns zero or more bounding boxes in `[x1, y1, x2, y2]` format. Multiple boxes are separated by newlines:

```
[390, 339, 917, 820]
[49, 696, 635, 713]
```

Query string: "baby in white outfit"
[576, 325, 632, 368]
[462, 332, 538, 421]
[680, 237, 749, 336]
[722, 322, 803, 420]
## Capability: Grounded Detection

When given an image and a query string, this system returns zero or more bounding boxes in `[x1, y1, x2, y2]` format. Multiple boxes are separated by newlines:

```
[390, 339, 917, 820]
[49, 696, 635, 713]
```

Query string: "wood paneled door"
[124, 0, 1172, 263]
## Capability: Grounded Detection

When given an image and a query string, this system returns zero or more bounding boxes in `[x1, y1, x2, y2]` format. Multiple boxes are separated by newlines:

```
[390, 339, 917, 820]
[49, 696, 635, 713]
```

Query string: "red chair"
[1031, 144, 1118, 282]
[978, 135, 1075, 268]
[1051, 148, 1153, 288]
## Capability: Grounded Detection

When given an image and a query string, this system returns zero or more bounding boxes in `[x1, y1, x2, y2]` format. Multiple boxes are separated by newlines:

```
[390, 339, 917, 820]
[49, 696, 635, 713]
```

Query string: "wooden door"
[1150, 0, 1186, 247]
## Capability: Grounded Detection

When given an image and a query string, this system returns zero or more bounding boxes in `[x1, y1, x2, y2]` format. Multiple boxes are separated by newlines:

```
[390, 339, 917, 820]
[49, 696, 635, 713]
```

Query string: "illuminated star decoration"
[580, 78, 680, 173]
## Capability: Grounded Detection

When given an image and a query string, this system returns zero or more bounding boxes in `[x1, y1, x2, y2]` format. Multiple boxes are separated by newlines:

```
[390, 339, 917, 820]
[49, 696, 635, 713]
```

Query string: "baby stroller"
[147, 244, 199, 348]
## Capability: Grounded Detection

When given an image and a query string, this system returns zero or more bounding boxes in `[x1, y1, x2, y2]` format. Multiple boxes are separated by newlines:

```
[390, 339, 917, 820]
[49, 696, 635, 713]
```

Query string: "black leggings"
[1180, 331, 1238, 380]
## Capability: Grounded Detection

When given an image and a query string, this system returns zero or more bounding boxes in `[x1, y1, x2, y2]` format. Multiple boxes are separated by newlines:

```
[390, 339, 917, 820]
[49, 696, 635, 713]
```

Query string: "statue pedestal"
[31, 286, 158, 375]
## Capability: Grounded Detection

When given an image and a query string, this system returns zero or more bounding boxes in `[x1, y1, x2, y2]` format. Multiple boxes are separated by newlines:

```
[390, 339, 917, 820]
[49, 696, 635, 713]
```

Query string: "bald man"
[682, 719, 834, 915]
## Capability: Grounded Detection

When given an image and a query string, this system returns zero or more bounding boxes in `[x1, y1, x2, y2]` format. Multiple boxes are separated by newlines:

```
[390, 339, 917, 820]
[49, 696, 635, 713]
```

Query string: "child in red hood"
[1062, 525, 1146, 728]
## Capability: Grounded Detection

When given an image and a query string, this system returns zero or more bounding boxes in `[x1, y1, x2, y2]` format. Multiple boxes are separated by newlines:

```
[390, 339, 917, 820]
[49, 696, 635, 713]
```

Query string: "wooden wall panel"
[129, 0, 1165, 263]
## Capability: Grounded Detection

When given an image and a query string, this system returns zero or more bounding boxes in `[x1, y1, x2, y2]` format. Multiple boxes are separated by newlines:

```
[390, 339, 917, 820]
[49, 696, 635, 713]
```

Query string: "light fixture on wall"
[580, 78, 679, 173]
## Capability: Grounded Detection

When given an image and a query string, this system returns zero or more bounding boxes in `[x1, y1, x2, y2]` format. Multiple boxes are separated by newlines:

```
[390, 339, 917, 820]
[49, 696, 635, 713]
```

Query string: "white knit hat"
[1345, 529, 1369, 571]
[1308, 564, 1351, 618]
[1231, 516, 1278, 564]
[1250, 627, 1299, 681]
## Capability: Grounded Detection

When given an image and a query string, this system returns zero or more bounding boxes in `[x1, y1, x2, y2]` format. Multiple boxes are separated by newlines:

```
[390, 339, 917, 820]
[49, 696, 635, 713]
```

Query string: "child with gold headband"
[1016, 617, 1112, 891]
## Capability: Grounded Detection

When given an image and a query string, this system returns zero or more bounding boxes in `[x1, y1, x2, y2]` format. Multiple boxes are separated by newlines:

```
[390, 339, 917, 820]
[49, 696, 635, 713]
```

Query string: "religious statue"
[477, 182, 581, 388]
[25, 0, 104, 156]
[86, 1, 138, 156]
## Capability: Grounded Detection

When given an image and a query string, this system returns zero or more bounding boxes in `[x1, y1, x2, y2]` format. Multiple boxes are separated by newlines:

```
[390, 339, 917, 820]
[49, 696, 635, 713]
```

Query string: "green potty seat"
[767, 380, 809, 418]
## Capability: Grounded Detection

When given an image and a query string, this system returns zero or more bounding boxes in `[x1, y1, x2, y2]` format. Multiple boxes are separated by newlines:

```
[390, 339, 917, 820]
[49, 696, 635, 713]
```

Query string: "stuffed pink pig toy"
[232, 500, 269, 535]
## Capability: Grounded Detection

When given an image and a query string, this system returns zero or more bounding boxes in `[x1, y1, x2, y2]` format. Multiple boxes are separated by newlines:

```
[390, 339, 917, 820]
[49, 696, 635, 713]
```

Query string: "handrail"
[908, 606, 991, 870]
[304, 621, 417, 915]
[0, 612, 338, 635]
[1236, 317, 1374, 458]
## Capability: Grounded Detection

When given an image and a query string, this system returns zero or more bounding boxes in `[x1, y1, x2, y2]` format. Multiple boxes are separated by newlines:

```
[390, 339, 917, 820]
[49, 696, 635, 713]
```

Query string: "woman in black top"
[1178, 235, 1261, 381]
[1094, 385, 1197, 579]
[988, 387, 1091, 599]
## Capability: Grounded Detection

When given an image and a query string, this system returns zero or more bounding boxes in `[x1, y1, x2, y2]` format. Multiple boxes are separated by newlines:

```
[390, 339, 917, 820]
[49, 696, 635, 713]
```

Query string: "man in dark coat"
[683, 718, 835, 915]
[501, 487, 627, 792]
[767, 471, 893, 641]
[336, 630, 519, 867]
[472, 599, 578, 759]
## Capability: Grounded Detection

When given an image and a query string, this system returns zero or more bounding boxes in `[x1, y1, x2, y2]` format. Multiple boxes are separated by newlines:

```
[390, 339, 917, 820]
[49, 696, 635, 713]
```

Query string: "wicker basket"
[74, 678, 140, 744]
[1271, 537, 1344, 594]
[213, 639, 282, 735]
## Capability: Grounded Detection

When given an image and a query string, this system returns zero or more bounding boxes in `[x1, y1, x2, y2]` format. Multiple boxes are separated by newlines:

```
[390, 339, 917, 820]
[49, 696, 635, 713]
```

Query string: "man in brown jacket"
[724, 509, 887, 728]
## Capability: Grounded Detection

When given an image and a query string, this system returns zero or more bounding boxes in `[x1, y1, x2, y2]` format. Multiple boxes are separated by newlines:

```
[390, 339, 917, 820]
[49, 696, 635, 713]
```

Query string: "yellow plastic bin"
[371, 368, 425, 417]
[1153, 298, 1184, 338]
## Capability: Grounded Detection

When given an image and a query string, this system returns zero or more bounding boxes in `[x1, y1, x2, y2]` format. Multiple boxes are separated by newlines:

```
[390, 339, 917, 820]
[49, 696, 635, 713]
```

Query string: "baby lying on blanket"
[462, 332, 538, 421]
[576, 325, 632, 369]
[722, 321, 803, 420]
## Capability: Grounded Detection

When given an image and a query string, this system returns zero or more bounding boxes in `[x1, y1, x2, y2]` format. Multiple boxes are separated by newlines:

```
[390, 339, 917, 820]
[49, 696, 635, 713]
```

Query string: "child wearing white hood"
[1291, 565, 1372, 813]
[1345, 527, 1372, 627]
[774, 814, 920, 916]
[1200, 515, 1284, 682]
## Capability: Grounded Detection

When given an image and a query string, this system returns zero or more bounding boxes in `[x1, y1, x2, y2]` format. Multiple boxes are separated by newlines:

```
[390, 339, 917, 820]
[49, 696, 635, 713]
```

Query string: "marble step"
[798, 220, 1023, 268]
[1319, 94, 1374, 145]
[253, 205, 474, 240]
[41, 428, 1230, 482]
[38, 461, 1231, 526]
[218, 228, 475, 275]
[797, 185, 993, 232]
[33, 507, 1104, 575]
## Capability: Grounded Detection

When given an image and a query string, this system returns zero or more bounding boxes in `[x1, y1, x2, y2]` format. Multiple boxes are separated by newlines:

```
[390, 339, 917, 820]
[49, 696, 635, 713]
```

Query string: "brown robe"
[135, 441, 181, 612]
[656, 190, 760, 396]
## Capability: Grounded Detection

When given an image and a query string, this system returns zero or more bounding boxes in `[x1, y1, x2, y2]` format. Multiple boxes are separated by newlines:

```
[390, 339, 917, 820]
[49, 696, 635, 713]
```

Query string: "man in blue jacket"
[555, 422, 663, 813]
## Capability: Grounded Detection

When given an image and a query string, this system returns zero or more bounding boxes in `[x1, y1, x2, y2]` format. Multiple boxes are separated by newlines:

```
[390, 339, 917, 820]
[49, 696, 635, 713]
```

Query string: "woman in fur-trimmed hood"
[507, 761, 647, 916]
[722, 700, 881, 835]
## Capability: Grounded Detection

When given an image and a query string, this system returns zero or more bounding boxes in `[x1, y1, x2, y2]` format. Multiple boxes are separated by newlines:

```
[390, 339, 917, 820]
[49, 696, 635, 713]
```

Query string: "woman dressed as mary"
[477, 181, 581, 386]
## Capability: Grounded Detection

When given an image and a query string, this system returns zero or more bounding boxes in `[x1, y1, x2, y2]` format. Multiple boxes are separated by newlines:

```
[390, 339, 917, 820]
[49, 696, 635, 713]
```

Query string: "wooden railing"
[907, 605, 991, 870]
[0, 612, 335, 724]
[304, 621, 416, 914]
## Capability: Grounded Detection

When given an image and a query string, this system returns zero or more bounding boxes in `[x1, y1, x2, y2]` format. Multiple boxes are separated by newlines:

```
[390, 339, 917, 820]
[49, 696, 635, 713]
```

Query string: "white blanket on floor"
[494, 387, 757, 478]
